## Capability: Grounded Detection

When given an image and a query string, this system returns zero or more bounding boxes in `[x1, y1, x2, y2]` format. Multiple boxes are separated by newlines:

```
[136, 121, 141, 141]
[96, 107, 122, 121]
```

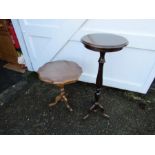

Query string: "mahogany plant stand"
[81, 33, 128, 119]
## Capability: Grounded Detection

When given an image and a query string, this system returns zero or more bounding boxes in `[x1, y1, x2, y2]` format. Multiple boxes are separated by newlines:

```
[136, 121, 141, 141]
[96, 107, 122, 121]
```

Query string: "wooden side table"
[81, 33, 128, 119]
[38, 60, 82, 112]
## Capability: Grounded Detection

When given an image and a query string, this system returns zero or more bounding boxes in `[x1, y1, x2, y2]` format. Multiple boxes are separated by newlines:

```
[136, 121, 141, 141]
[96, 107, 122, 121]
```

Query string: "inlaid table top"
[38, 60, 82, 85]
[81, 33, 128, 52]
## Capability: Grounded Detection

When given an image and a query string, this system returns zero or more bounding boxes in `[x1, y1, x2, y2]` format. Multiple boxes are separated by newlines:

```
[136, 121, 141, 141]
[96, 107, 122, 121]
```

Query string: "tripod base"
[49, 85, 73, 112]
[83, 102, 110, 120]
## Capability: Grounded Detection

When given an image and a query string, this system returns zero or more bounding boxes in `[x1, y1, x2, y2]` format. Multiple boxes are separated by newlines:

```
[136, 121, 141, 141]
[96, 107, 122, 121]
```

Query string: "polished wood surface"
[38, 60, 82, 85]
[81, 33, 128, 52]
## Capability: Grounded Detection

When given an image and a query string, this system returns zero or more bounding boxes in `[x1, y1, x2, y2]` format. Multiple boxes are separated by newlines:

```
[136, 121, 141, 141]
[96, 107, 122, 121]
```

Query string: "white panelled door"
[18, 19, 85, 71]
[14, 19, 155, 93]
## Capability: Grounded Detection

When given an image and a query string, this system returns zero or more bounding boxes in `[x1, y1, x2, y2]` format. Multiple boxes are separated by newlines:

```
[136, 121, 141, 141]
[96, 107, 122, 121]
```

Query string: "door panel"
[19, 19, 85, 70]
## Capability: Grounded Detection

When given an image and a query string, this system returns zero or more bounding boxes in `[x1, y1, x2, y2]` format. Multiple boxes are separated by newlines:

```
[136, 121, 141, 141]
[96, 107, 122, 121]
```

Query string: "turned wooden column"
[95, 52, 105, 103]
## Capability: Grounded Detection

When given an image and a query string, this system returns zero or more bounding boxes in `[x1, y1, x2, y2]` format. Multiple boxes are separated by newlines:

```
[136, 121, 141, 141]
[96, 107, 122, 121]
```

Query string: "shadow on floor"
[0, 60, 24, 93]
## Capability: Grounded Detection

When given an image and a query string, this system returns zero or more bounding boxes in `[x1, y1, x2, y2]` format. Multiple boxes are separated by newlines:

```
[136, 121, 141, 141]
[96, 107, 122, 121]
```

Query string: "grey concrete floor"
[0, 72, 155, 135]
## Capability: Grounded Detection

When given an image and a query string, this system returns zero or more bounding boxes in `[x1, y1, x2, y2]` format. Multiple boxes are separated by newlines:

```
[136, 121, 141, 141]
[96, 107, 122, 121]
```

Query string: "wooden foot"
[49, 94, 61, 107]
[63, 95, 73, 112]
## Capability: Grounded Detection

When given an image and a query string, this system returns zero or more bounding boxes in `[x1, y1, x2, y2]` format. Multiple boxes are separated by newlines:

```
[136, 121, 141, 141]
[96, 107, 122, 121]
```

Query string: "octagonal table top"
[38, 60, 82, 85]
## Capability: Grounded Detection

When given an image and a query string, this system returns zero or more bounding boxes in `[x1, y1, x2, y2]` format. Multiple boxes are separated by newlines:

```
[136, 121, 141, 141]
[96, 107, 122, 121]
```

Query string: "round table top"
[38, 60, 82, 85]
[81, 33, 128, 52]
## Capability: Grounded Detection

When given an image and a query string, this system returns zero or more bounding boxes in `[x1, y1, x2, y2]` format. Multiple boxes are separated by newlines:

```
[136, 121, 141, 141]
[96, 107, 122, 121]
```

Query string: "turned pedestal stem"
[83, 52, 109, 119]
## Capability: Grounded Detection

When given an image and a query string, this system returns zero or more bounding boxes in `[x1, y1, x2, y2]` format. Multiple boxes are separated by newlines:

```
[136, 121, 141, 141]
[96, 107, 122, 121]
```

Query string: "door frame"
[11, 19, 33, 71]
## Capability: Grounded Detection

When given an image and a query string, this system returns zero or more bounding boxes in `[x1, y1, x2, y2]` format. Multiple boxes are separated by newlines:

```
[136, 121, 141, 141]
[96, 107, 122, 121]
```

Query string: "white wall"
[13, 19, 155, 94]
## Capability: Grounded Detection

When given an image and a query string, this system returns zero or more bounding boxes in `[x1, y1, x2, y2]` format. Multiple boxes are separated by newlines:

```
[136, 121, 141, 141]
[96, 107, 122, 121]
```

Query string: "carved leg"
[49, 94, 61, 107]
[49, 84, 73, 112]
[62, 95, 73, 112]
[83, 102, 98, 119]
[98, 103, 110, 118]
